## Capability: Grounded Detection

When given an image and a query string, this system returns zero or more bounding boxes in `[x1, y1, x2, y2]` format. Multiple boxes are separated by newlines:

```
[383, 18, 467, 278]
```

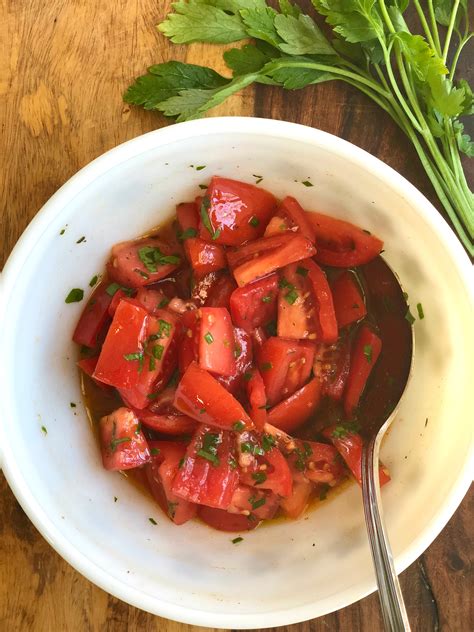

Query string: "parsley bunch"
[125, 0, 473, 255]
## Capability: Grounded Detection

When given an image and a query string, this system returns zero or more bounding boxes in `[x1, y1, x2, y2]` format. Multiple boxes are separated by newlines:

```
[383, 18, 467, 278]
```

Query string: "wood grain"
[1, 1, 472, 630]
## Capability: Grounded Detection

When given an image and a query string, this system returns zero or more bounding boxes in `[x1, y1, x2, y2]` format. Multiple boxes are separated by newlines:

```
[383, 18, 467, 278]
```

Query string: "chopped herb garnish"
[197, 431, 221, 466]
[302, 442, 313, 457]
[123, 352, 143, 362]
[260, 362, 273, 372]
[152, 344, 164, 360]
[148, 355, 156, 371]
[89, 275, 98, 287]
[114, 496, 118, 502]
[178, 457, 185, 469]
[106, 283, 121, 296]
[278, 277, 294, 290]
[252, 471, 267, 484]
[150, 447, 160, 456]
[65, 288, 84, 303]
[59, 228, 66, 235]
[417, 303, 424, 320]
[135, 422, 142, 435]
[240, 442, 253, 453]
[179, 227, 198, 241]
[149, 517, 157, 525]
[204, 331, 214, 344]
[262, 294, 272, 303]
[362, 229, 372, 235]
[296, 266, 308, 277]
[198, 184, 208, 190]
[213, 228, 221, 240]
[249, 216, 260, 227]
[134, 268, 150, 279]
[158, 297, 170, 308]
[168, 501, 178, 518]
[363, 344, 373, 363]
[234, 345, 242, 358]
[262, 434, 276, 452]
[158, 319, 172, 338]
[253, 174, 263, 184]
[284, 289, 299, 305]
[200, 195, 216, 240]
[319, 484, 330, 501]
[41, 425, 48, 435]
[199, 408, 206, 414]
[232, 420, 246, 433]
[248, 495, 266, 510]
[138, 246, 180, 272]
[258, 404, 271, 410]
[147, 392, 160, 400]
[228, 455, 238, 469]
[332, 425, 348, 439]
[302, 180, 313, 187]
[243, 372, 252, 382]
[76, 236, 86, 244]
[405, 308, 416, 325]
[195, 165, 206, 171]
[70, 402, 76, 408]
[265, 320, 277, 337]
[232, 536, 244, 544]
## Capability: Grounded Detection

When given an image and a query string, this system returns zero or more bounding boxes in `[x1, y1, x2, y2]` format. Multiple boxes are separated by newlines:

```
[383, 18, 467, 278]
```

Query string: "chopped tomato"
[322, 426, 390, 486]
[227, 485, 280, 520]
[174, 362, 252, 431]
[134, 388, 197, 435]
[198, 506, 260, 532]
[245, 369, 267, 431]
[199, 177, 276, 246]
[241, 447, 292, 497]
[77, 356, 112, 391]
[228, 233, 317, 287]
[178, 310, 200, 375]
[267, 378, 322, 433]
[99, 407, 150, 471]
[117, 310, 179, 409]
[204, 272, 237, 309]
[229, 273, 279, 332]
[176, 201, 199, 233]
[313, 337, 351, 400]
[198, 307, 236, 377]
[107, 289, 129, 317]
[344, 325, 382, 417]
[280, 481, 312, 519]
[331, 271, 367, 328]
[172, 425, 239, 509]
[279, 196, 316, 242]
[93, 300, 149, 390]
[264, 215, 290, 237]
[72, 282, 113, 348]
[107, 236, 182, 288]
[184, 238, 227, 276]
[135, 287, 169, 315]
[251, 326, 268, 350]
[287, 440, 345, 486]
[146, 441, 197, 525]
[257, 337, 315, 406]
[215, 327, 253, 395]
[307, 212, 383, 267]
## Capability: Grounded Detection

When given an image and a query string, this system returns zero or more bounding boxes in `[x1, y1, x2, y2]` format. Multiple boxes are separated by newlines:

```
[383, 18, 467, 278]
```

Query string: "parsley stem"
[412, 0, 439, 55]
[442, 0, 461, 64]
[425, 0, 442, 55]
[449, 33, 473, 79]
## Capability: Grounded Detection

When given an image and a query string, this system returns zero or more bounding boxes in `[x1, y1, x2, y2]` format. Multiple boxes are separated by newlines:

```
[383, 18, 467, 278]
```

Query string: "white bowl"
[1, 118, 473, 628]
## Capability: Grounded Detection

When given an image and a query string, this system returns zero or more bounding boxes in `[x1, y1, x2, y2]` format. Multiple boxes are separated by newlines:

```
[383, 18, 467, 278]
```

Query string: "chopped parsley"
[262, 294, 273, 303]
[179, 227, 198, 241]
[152, 344, 164, 360]
[138, 246, 180, 272]
[233, 420, 246, 433]
[416, 302, 424, 319]
[59, 228, 66, 235]
[296, 266, 308, 277]
[76, 236, 86, 244]
[41, 425, 48, 435]
[150, 447, 160, 456]
[252, 471, 267, 484]
[114, 496, 118, 503]
[65, 288, 84, 303]
[249, 216, 260, 227]
[248, 495, 266, 510]
[232, 536, 244, 544]
[149, 517, 158, 525]
[405, 308, 416, 325]
[157, 319, 172, 338]
[253, 174, 263, 184]
[363, 344, 373, 363]
[204, 331, 214, 344]
[105, 282, 133, 297]
[200, 195, 220, 241]
[198, 183, 208, 190]
[195, 165, 206, 171]
[109, 421, 132, 453]
[134, 268, 150, 279]
[261, 434, 276, 452]
[284, 288, 299, 305]
[234, 345, 242, 358]
[197, 432, 221, 466]
[89, 275, 98, 287]
[260, 362, 273, 372]
[278, 277, 294, 289]
[123, 352, 143, 362]
[302, 180, 313, 187]
[70, 402, 76, 408]
[158, 297, 170, 308]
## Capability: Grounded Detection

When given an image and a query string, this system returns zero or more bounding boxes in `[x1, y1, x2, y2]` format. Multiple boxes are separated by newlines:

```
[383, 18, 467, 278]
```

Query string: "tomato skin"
[280, 481, 312, 519]
[93, 300, 149, 390]
[241, 447, 292, 497]
[199, 177, 276, 246]
[313, 337, 351, 400]
[184, 238, 227, 276]
[198, 307, 237, 377]
[229, 233, 317, 287]
[229, 273, 279, 332]
[215, 327, 253, 395]
[146, 441, 198, 525]
[331, 271, 367, 328]
[198, 506, 260, 532]
[172, 424, 240, 509]
[279, 196, 316, 242]
[176, 202, 199, 232]
[204, 273, 237, 309]
[227, 485, 280, 520]
[287, 440, 345, 486]
[264, 215, 289, 237]
[134, 388, 197, 435]
[135, 287, 169, 315]
[174, 362, 252, 430]
[72, 282, 113, 348]
[257, 337, 315, 406]
[307, 212, 383, 267]
[245, 369, 267, 431]
[267, 378, 322, 433]
[99, 407, 150, 471]
[108, 237, 182, 288]
[322, 426, 390, 487]
[344, 325, 382, 417]
[178, 310, 200, 375]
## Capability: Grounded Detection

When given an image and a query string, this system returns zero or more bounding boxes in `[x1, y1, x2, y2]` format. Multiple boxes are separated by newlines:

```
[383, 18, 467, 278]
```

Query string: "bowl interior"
[1, 120, 472, 628]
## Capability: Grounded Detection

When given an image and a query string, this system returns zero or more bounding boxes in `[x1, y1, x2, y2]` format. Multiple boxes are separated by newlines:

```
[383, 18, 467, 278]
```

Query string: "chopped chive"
[232, 536, 244, 544]
[248, 495, 266, 510]
[148, 355, 156, 371]
[138, 246, 180, 272]
[363, 344, 373, 363]
[262, 294, 272, 303]
[233, 420, 246, 432]
[158, 319, 171, 338]
[179, 227, 198, 241]
[59, 228, 66, 235]
[302, 180, 313, 187]
[123, 352, 143, 362]
[195, 165, 206, 171]
[240, 442, 253, 453]
[65, 288, 84, 303]
[89, 275, 98, 287]
[150, 447, 160, 456]
[41, 425, 48, 435]
[152, 344, 164, 360]
[284, 289, 298, 305]
[278, 277, 294, 289]
[76, 236, 86, 244]
[252, 471, 267, 484]
[70, 402, 76, 408]
[260, 362, 273, 372]
[204, 332, 214, 344]
[110, 436, 131, 452]
[149, 517, 157, 525]
[405, 308, 416, 325]
[296, 266, 308, 277]
[249, 216, 260, 227]
[197, 450, 220, 466]
[416, 302, 424, 319]
[158, 297, 170, 308]
[134, 268, 150, 279]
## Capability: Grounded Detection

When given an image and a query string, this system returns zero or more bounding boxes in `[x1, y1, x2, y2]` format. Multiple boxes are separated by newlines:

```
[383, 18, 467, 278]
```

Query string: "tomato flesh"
[230, 273, 279, 332]
[245, 369, 267, 431]
[331, 271, 367, 328]
[198, 506, 260, 532]
[279, 196, 316, 242]
[313, 337, 351, 400]
[344, 325, 382, 417]
[215, 327, 253, 395]
[198, 307, 236, 377]
[267, 378, 322, 433]
[72, 282, 113, 348]
[99, 407, 150, 470]
[184, 238, 227, 276]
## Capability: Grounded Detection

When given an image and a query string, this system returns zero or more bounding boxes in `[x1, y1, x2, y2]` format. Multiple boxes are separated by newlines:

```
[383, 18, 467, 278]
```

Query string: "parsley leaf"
[65, 288, 84, 303]
[275, 13, 334, 55]
[138, 246, 180, 272]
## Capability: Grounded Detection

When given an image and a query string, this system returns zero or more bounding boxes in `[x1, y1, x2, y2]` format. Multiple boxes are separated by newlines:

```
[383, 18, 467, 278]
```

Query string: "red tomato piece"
[178, 310, 200, 375]
[251, 326, 268, 351]
[267, 378, 322, 433]
[279, 481, 312, 519]
[117, 310, 179, 409]
[135, 287, 169, 315]
[184, 238, 227, 276]
[241, 447, 292, 498]
[77, 356, 112, 391]
[174, 362, 252, 431]
[313, 337, 351, 400]
[307, 212, 383, 267]
[204, 273, 237, 309]
[344, 325, 382, 417]
[146, 441, 197, 525]
[107, 289, 129, 318]
[245, 369, 267, 431]
[93, 300, 149, 390]
[198, 506, 260, 532]
[198, 307, 237, 377]
[287, 440, 345, 486]
[176, 201, 199, 233]
[227, 485, 280, 520]
[228, 233, 317, 287]
[72, 282, 113, 348]
[172, 425, 240, 509]
[331, 271, 367, 328]
[322, 426, 390, 486]
[99, 407, 150, 471]
[134, 389, 197, 435]
[257, 337, 315, 406]
[107, 237, 182, 288]
[199, 177, 276, 246]
[215, 327, 253, 395]
[279, 196, 316, 242]
[229, 273, 279, 332]
[264, 215, 290, 237]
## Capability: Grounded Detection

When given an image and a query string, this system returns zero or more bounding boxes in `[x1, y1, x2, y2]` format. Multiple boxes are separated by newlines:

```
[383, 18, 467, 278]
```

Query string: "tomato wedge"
[313, 337, 351, 400]
[307, 212, 383, 267]
[229, 273, 279, 332]
[72, 281, 113, 348]
[184, 238, 227, 276]
[204, 272, 237, 309]
[215, 327, 253, 395]
[322, 425, 390, 486]
[99, 407, 150, 471]
[267, 378, 322, 433]
[172, 425, 239, 509]
[176, 201, 199, 234]
[264, 215, 290, 237]
[174, 362, 252, 431]
[199, 177, 276, 246]
[279, 196, 316, 242]
[198, 506, 260, 532]
[245, 369, 267, 431]
[107, 236, 182, 288]
[146, 441, 198, 525]
[178, 310, 200, 375]
[198, 307, 236, 377]
[287, 440, 345, 486]
[331, 271, 367, 328]
[240, 447, 292, 497]
[135, 287, 169, 315]
[344, 325, 382, 417]
[257, 337, 315, 406]
[227, 485, 280, 520]
[134, 388, 197, 435]
[280, 481, 312, 519]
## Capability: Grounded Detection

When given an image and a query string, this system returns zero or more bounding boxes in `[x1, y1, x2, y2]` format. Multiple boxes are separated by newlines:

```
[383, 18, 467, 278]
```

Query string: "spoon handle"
[362, 435, 411, 632]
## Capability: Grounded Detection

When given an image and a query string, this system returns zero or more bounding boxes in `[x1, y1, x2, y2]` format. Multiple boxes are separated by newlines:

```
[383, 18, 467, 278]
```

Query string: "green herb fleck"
[260, 362, 273, 372]
[278, 277, 294, 290]
[158, 319, 172, 338]
[158, 297, 170, 308]
[284, 288, 299, 305]
[233, 420, 246, 433]
[138, 246, 180, 272]
[363, 344, 373, 363]
[253, 174, 263, 184]
[248, 495, 266, 510]
[262, 294, 272, 303]
[195, 165, 206, 171]
[149, 517, 157, 525]
[123, 352, 143, 362]
[153, 344, 164, 360]
[232, 536, 243, 544]
[89, 275, 98, 287]
[262, 434, 276, 452]
[302, 180, 313, 187]
[151, 447, 160, 456]
[65, 288, 84, 303]
[405, 308, 416, 325]
[204, 331, 214, 344]
[252, 471, 267, 484]
[179, 227, 198, 241]
[243, 372, 252, 382]
[41, 425, 48, 435]
[134, 268, 150, 279]
[70, 402, 76, 408]
[199, 408, 206, 414]
[416, 303, 424, 319]
[234, 345, 242, 358]
[199, 184, 208, 190]
[76, 236, 86, 244]
[197, 431, 221, 466]
[296, 266, 308, 277]
[249, 216, 260, 227]
[59, 228, 66, 235]
[168, 501, 178, 518]
[228, 455, 238, 469]
[200, 195, 219, 240]
[114, 496, 118, 502]
[106, 283, 121, 296]
[178, 457, 185, 469]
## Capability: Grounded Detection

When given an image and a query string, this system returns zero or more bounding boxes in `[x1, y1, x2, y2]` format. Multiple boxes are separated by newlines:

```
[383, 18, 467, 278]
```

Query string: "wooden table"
[1, 2, 472, 630]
